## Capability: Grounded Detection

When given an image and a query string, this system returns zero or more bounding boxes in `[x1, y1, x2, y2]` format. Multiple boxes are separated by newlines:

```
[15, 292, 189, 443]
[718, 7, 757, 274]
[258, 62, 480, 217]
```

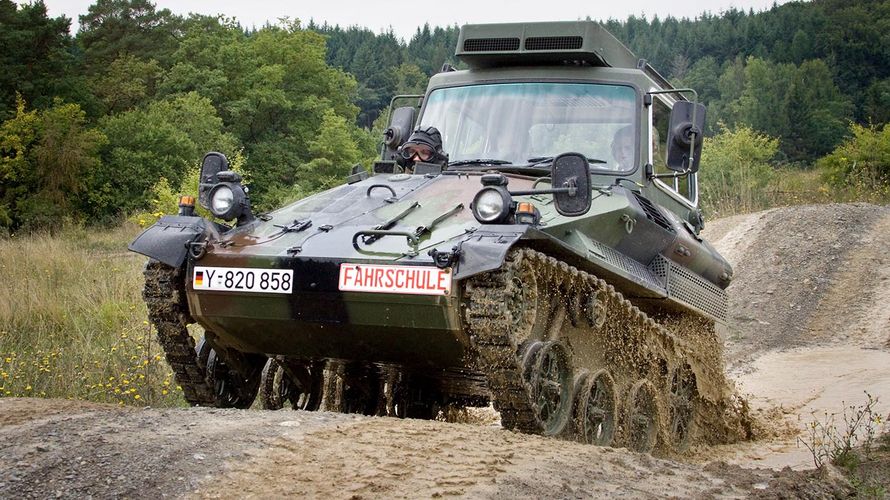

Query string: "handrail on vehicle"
[352, 230, 419, 256]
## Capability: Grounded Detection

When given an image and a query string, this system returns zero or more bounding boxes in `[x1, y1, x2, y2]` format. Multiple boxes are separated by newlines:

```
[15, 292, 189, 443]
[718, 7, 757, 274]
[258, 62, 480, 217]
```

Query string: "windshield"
[418, 82, 638, 171]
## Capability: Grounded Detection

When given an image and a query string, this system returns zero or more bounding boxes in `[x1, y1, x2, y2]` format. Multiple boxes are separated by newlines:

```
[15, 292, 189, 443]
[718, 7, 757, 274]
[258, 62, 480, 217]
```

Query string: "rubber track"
[463, 247, 720, 436]
[142, 260, 217, 406]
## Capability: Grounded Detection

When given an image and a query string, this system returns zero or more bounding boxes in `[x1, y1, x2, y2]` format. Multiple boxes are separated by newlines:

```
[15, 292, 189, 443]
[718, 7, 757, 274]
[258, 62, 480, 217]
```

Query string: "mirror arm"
[646, 88, 699, 103]
[386, 94, 424, 120]
[511, 178, 579, 197]
[646, 163, 691, 180]
[510, 187, 574, 196]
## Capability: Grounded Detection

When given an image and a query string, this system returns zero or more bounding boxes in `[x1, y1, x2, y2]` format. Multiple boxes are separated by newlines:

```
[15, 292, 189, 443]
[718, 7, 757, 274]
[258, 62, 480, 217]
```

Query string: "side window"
[651, 98, 670, 173]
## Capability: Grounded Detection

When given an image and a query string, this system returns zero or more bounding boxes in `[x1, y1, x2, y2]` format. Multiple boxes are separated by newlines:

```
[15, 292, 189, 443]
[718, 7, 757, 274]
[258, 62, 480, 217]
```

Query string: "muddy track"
[143, 261, 217, 406]
[464, 247, 744, 450]
[0, 398, 849, 499]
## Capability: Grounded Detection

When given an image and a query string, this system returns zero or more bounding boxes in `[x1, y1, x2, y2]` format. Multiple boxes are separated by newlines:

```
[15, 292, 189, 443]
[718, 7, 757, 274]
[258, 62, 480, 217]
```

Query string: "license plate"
[338, 264, 452, 296]
[193, 266, 293, 294]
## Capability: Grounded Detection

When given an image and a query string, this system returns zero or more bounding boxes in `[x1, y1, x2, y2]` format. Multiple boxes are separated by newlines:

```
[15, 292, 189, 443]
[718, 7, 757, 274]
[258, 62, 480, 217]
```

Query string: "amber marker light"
[516, 202, 535, 213]
[178, 195, 196, 216]
[515, 201, 540, 225]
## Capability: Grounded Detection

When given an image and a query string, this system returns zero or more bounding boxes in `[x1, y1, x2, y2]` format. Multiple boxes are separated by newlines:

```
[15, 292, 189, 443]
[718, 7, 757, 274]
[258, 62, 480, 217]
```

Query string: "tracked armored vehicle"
[130, 21, 736, 453]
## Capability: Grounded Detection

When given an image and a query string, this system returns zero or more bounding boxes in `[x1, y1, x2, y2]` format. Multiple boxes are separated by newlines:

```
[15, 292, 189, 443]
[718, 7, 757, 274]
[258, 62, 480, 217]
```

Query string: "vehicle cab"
[381, 21, 707, 234]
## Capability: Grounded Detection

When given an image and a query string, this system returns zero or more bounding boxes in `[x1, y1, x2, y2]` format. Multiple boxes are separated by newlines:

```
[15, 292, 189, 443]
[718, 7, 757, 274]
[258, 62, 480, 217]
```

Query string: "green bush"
[0, 96, 106, 232]
[818, 123, 890, 199]
[91, 93, 238, 218]
[699, 124, 780, 217]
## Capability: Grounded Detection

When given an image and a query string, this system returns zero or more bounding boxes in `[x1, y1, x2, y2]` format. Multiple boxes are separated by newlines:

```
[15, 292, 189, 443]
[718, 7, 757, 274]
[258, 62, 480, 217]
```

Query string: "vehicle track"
[464, 247, 747, 450]
[143, 261, 216, 406]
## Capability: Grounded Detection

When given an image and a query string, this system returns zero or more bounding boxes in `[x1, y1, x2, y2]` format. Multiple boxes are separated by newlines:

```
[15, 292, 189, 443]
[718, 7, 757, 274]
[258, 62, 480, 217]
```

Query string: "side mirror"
[382, 107, 417, 161]
[666, 101, 706, 173]
[551, 153, 592, 217]
[199, 152, 229, 210]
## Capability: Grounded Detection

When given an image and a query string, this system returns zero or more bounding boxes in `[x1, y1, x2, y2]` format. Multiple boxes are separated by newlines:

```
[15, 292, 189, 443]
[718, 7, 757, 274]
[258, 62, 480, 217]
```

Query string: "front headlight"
[472, 187, 512, 223]
[210, 185, 235, 217]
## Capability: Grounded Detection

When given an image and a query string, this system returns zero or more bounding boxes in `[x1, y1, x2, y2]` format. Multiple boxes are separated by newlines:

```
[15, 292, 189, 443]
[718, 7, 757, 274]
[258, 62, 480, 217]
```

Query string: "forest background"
[1, 0, 889, 233]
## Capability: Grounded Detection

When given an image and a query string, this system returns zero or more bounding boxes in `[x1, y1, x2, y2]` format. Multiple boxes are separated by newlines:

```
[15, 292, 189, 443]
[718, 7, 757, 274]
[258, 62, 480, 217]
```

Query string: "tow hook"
[188, 240, 208, 260]
[429, 247, 461, 269]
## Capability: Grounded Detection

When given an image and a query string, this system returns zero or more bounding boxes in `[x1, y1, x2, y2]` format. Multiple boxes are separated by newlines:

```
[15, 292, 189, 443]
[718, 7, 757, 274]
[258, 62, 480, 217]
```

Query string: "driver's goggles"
[401, 144, 435, 162]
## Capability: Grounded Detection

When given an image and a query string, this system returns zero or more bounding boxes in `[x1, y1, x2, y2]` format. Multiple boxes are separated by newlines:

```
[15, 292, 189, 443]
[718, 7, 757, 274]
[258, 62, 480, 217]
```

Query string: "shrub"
[698, 124, 779, 217]
[818, 123, 890, 199]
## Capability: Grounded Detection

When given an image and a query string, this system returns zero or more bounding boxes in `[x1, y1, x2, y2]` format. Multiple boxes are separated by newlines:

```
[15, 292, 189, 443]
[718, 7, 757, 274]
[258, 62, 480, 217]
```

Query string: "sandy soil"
[1, 203, 888, 499]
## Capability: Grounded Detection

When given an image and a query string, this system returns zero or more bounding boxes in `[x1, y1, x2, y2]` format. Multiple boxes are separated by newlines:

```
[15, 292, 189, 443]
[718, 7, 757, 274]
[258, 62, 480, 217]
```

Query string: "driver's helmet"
[397, 126, 447, 166]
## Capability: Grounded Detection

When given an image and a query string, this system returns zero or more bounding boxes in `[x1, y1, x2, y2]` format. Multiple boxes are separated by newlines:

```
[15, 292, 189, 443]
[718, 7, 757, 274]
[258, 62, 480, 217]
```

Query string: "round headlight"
[210, 185, 235, 217]
[472, 187, 512, 223]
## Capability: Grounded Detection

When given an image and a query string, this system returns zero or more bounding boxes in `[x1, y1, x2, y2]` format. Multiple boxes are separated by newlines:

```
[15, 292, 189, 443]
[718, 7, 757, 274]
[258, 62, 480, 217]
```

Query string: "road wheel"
[573, 369, 617, 446]
[625, 379, 659, 453]
[205, 348, 259, 409]
[668, 363, 697, 451]
[523, 340, 573, 436]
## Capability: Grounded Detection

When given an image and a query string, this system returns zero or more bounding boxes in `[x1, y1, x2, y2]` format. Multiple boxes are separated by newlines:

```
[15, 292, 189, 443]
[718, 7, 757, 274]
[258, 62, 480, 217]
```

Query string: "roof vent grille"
[524, 36, 583, 51]
[463, 37, 520, 52]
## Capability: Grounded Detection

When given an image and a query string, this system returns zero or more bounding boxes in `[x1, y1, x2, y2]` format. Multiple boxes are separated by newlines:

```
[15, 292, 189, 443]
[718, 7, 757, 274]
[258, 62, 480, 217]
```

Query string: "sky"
[34, 0, 791, 40]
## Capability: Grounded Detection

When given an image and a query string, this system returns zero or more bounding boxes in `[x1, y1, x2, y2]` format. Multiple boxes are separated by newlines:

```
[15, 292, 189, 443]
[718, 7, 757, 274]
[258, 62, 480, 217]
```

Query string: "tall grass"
[0, 224, 184, 406]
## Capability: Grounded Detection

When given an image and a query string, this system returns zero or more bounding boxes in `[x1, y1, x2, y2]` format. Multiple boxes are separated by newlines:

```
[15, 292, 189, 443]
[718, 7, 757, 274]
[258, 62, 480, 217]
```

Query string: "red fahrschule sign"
[338, 263, 452, 296]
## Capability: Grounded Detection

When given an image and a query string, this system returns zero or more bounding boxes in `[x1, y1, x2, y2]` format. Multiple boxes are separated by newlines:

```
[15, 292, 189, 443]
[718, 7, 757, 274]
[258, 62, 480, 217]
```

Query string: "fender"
[128, 215, 208, 268]
[453, 225, 529, 280]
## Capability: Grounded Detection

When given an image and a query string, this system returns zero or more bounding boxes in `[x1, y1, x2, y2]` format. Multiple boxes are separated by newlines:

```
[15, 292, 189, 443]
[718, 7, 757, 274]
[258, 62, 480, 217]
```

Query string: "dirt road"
[1, 203, 888, 498]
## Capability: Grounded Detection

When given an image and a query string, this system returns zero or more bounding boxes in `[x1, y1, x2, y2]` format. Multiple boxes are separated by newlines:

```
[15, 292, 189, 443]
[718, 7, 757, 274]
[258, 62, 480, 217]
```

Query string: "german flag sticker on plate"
[338, 264, 452, 296]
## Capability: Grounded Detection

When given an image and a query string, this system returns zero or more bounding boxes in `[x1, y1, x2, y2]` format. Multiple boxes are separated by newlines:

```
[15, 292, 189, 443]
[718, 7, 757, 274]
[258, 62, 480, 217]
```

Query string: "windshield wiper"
[526, 156, 608, 167]
[448, 158, 512, 167]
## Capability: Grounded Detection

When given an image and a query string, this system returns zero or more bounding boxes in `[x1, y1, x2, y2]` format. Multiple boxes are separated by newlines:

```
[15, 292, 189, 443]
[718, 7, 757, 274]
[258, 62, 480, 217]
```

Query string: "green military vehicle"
[130, 21, 735, 453]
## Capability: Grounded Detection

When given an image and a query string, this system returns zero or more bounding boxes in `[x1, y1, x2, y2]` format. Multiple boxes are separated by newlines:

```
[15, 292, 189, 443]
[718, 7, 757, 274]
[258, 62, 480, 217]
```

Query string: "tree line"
[1, 0, 888, 232]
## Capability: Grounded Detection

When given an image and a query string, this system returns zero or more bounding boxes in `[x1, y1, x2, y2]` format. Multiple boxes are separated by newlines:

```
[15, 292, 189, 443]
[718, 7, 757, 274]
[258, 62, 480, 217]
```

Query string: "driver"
[397, 127, 448, 172]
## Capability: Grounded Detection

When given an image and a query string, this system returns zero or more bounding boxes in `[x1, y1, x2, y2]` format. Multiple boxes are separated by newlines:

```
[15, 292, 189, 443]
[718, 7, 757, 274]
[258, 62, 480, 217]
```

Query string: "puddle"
[722, 345, 890, 469]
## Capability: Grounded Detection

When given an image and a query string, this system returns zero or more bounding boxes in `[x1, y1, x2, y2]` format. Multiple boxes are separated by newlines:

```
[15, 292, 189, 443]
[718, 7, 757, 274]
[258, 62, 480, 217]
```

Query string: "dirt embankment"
[1, 203, 888, 499]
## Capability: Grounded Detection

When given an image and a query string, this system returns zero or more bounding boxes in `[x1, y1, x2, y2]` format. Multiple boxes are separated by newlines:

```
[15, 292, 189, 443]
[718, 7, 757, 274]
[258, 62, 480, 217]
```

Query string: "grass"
[703, 167, 890, 220]
[0, 223, 186, 407]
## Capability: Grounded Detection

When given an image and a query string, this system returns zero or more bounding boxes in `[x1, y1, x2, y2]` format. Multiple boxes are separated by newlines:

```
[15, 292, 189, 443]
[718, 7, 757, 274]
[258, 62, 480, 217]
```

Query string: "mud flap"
[128, 215, 208, 268]
[453, 226, 528, 280]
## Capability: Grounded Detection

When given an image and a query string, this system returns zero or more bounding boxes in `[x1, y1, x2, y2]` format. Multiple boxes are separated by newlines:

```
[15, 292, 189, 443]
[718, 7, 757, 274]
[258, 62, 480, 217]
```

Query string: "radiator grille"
[632, 192, 675, 233]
